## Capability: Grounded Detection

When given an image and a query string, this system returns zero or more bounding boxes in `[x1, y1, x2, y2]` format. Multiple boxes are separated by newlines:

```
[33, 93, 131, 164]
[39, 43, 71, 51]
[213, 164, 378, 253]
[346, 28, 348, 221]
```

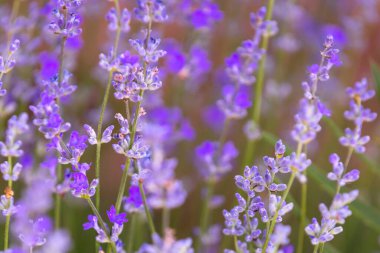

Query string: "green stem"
[319, 243, 325, 253]
[54, 162, 63, 229]
[138, 181, 156, 234]
[96, 70, 114, 210]
[196, 179, 215, 251]
[296, 182, 307, 253]
[127, 214, 137, 253]
[86, 197, 117, 252]
[4, 156, 13, 250]
[233, 235, 241, 253]
[114, 11, 153, 214]
[263, 172, 296, 251]
[4, 215, 10, 250]
[243, 0, 276, 166]
[313, 243, 320, 253]
[336, 147, 354, 195]
[95, 0, 122, 212]
[115, 157, 131, 212]
[162, 206, 170, 234]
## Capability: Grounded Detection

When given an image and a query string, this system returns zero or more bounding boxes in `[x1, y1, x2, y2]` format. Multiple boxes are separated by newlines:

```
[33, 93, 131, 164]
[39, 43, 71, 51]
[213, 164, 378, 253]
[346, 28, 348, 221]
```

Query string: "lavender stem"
[138, 180, 156, 235]
[95, 0, 122, 212]
[243, 0, 276, 166]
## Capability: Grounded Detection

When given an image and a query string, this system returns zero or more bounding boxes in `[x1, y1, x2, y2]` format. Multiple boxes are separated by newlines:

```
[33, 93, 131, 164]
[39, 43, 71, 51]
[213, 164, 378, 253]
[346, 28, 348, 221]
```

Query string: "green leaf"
[370, 61, 380, 101]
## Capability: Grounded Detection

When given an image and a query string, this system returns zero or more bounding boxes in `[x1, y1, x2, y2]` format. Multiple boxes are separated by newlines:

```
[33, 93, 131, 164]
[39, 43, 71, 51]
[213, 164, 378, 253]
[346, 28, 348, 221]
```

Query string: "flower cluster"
[48, 0, 82, 38]
[223, 140, 294, 252]
[305, 80, 377, 247]
[218, 7, 277, 119]
[291, 35, 340, 145]
[340, 78, 377, 152]
[0, 39, 21, 96]
[83, 205, 128, 244]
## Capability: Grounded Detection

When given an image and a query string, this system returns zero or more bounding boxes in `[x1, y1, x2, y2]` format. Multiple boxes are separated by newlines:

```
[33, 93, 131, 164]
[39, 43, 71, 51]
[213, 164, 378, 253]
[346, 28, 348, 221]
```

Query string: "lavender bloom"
[305, 218, 343, 245]
[144, 158, 187, 209]
[30, 93, 71, 139]
[223, 141, 295, 252]
[0, 39, 21, 96]
[218, 7, 276, 120]
[124, 185, 144, 213]
[107, 8, 131, 32]
[112, 135, 150, 159]
[41, 71, 77, 99]
[107, 205, 128, 242]
[270, 224, 292, 251]
[0, 113, 29, 157]
[18, 216, 52, 249]
[130, 36, 167, 63]
[83, 215, 109, 243]
[195, 140, 238, 181]
[327, 153, 359, 186]
[0, 195, 18, 216]
[190, 1, 223, 29]
[292, 35, 340, 145]
[69, 170, 98, 198]
[0, 161, 22, 181]
[49, 2, 82, 38]
[137, 232, 194, 253]
[135, 0, 168, 23]
[83, 124, 114, 145]
[50, 131, 88, 165]
[340, 79, 377, 153]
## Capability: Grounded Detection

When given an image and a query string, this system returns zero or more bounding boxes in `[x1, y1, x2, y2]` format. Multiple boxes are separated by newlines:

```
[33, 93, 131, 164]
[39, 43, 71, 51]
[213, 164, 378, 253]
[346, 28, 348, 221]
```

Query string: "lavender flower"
[137, 231, 194, 253]
[291, 35, 340, 145]
[340, 79, 377, 153]
[0, 113, 29, 157]
[306, 79, 376, 248]
[135, 0, 168, 23]
[223, 141, 294, 252]
[195, 140, 238, 181]
[48, 2, 82, 38]
[0, 39, 21, 96]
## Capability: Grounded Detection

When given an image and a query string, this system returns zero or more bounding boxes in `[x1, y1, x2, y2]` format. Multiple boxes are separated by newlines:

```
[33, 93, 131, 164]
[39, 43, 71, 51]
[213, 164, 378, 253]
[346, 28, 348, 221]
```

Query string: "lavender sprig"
[112, 0, 168, 219]
[95, 0, 125, 212]
[263, 35, 340, 253]
[0, 113, 29, 250]
[242, 0, 278, 166]
[195, 9, 271, 250]
[306, 79, 377, 252]
[223, 140, 293, 253]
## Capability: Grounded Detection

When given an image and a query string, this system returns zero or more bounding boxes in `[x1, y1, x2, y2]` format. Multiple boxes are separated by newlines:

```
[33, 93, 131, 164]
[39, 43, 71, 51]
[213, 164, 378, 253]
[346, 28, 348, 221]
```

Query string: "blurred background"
[0, 0, 379, 252]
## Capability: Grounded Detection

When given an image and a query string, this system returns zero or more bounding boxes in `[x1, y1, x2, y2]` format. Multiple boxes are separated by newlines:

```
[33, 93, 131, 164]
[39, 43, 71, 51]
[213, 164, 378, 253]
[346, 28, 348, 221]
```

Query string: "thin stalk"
[95, 0, 122, 211]
[115, 157, 131, 212]
[195, 179, 215, 251]
[127, 214, 137, 253]
[114, 12, 153, 213]
[313, 244, 320, 253]
[319, 243, 325, 253]
[162, 206, 170, 234]
[86, 197, 117, 252]
[4, 156, 13, 250]
[96, 70, 114, 209]
[138, 181, 156, 234]
[233, 235, 241, 253]
[263, 170, 296, 251]
[243, 0, 276, 166]
[296, 181, 307, 253]
[336, 147, 354, 195]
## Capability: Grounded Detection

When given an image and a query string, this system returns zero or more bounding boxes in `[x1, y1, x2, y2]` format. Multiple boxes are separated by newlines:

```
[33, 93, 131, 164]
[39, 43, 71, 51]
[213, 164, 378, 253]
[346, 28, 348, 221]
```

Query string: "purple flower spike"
[107, 205, 128, 226]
